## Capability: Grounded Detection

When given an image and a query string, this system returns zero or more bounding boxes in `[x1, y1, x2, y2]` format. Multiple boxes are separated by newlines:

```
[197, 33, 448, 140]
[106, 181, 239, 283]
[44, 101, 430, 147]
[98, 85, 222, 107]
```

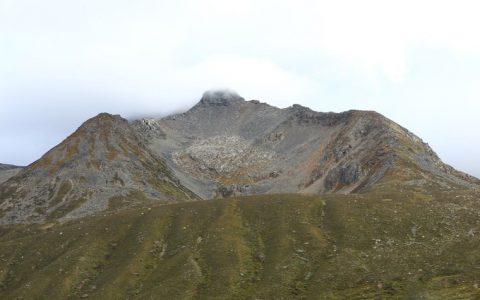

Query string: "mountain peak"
[199, 89, 245, 106]
[80, 112, 125, 130]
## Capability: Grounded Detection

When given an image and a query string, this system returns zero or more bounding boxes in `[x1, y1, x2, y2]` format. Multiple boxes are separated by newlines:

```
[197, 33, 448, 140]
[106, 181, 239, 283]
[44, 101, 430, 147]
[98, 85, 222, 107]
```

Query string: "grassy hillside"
[1, 192, 480, 299]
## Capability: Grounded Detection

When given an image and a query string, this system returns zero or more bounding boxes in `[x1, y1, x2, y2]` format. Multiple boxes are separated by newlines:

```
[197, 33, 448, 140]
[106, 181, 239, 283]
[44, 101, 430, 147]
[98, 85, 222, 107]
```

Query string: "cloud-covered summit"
[199, 89, 245, 106]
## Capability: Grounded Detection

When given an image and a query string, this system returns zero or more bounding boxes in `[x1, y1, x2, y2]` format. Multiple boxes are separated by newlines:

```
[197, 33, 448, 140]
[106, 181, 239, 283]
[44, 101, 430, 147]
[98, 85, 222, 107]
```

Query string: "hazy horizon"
[1, 0, 479, 178]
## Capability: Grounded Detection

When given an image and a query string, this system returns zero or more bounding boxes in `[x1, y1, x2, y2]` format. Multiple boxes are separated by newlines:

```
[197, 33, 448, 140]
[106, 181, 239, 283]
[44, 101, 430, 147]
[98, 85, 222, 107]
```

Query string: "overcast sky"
[0, 0, 479, 177]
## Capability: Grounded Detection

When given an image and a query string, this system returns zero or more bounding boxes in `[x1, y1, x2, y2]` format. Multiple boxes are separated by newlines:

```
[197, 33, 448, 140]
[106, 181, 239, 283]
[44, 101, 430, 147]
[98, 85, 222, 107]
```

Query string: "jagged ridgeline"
[1, 90, 479, 224]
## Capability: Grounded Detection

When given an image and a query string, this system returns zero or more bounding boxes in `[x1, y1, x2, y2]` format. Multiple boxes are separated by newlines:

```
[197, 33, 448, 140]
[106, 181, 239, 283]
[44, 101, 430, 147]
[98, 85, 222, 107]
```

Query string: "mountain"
[1, 91, 478, 225]
[0, 113, 198, 224]
[134, 90, 479, 198]
[1, 90, 480, 298]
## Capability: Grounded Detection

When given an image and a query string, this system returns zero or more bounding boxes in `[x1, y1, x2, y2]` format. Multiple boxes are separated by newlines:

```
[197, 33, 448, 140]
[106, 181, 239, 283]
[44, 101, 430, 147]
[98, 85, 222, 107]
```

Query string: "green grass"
[1, 192, 480, 299]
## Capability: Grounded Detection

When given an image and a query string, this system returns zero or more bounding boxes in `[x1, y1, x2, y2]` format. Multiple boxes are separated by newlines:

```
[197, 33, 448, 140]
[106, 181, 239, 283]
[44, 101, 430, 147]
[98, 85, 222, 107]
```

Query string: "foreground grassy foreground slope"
[1, 192, 480, 299]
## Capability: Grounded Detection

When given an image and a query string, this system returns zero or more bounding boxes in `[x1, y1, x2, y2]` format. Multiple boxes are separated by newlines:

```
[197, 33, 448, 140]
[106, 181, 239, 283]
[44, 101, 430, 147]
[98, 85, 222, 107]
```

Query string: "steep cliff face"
[135, 91, 478, 198]
[0, 113, 198, 224]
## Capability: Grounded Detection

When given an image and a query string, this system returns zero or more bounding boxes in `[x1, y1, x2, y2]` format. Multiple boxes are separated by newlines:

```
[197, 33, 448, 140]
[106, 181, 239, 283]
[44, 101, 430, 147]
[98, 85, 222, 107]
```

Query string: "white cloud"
[3, 0, 480, 85]
[0, 0, 479, 176]
[169, 55, 318, 108]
